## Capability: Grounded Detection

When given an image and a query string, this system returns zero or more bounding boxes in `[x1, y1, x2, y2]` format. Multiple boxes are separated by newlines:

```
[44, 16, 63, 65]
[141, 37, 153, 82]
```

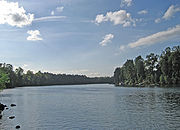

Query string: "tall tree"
[114, 67, 120, 86]
[123, 60, 136, 85]
[145, 53, 158, 83]
[134, 56, 145, 82]
[0, 69, 9, 89]
[113, 45, 180, 86]
[15, 67, 24, 86]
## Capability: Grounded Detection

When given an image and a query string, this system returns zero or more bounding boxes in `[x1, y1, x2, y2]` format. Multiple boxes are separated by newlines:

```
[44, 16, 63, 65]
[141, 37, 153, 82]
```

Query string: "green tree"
[0, 69, 9, 89]
[171, 46, 180, 84]
[15, 67, 24, 86]
[134, 56, 145, 83]
[113, 45, 179, 86]
[114, 67, 120, 86]
[123, 60, 136, 85]
[145, 53, 158, 83]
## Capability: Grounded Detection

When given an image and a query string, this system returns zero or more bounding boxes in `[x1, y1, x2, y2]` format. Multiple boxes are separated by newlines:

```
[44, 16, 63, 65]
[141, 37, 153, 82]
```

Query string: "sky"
[0, 0, 180, 77]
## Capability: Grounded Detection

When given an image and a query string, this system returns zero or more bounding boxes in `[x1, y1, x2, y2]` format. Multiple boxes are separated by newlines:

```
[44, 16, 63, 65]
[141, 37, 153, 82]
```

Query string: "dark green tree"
[145, 53, 158, 84]
[114, 67, 121, 86]
[134, 56, 145, 83]
[0, 69, 9, 89]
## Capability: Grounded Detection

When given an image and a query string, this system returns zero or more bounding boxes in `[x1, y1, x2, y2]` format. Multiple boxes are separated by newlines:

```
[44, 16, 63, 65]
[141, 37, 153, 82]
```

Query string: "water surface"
[0, 84, 180, 130]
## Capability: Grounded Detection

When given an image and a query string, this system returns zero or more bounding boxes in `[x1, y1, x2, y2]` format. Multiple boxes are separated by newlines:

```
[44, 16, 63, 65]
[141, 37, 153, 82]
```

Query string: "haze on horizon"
[0, 0, 180, 77]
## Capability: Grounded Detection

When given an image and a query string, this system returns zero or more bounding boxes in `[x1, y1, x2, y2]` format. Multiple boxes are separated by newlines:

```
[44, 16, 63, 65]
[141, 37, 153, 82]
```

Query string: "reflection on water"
[0, 85, 180, 130]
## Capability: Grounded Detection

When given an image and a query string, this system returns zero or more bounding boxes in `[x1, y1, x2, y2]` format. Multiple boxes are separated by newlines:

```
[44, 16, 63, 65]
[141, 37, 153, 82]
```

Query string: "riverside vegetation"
[114, 46, 180, 86]
[0, 65, 113, 90]
[0, 46, 179, 89]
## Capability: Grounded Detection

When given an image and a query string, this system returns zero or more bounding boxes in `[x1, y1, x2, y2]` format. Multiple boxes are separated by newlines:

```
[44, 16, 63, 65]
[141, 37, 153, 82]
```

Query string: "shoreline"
[115, 83, 180, 88]
[4, 82, 180, 90]
[5, 82, 114, 89]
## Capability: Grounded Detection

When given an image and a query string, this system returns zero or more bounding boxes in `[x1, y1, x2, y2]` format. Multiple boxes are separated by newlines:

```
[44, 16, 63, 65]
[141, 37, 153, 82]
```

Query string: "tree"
[134, 56, 145, 82]
[145, 53, 158, 83]
[113, 45, 180, 86]
[15, 67, 24, 86]
[171, 47, 180, 84]
[114, 68, 120, 86]
[0, 69, 9, 89]
[123, 60, 136, 85]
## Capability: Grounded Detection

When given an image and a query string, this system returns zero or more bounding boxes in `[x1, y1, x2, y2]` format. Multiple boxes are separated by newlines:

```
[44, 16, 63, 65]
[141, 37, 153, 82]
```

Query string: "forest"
[1, 46, 179, 89]
[114, 46, 180, 86]
[0, 64, 113, 89]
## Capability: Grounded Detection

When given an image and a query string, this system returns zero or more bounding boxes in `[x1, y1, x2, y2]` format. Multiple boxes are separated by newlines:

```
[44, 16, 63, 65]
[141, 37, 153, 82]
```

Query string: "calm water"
[0, 84, 180, 130]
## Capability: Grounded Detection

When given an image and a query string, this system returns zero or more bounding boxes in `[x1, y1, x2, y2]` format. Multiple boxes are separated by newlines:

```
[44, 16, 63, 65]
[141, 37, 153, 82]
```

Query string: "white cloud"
[128, 25, 180, 48]
[56, 6, 64, 12]
[51, 11, 55, 15]
[162, 5, 180, 20]
[155, 18, 161, 23]
[120, 0, 132, 7]
[138, 10, 148, 15]
[50, 6, 64, 16]
[95, 14, 107, 24]
[34, 16, 66, 22]
[100, 34, 114, 46]
[155, 5, 180, 23]
[95, 10, 135, 27]
[0, 0, 34, 27]
[27, 30, 43, 41]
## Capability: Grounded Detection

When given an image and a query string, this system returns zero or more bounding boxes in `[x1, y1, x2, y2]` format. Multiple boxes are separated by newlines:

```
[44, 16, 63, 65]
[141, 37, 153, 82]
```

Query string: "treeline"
[114, 46, 180, 86]
[0, 64, 113, 89]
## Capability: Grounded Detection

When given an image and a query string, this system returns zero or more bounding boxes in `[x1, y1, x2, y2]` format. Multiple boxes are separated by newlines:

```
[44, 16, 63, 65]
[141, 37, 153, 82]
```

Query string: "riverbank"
[6, 82, 113, 89]
[115, 83, 180, 87]
[5, 82, 180, 90]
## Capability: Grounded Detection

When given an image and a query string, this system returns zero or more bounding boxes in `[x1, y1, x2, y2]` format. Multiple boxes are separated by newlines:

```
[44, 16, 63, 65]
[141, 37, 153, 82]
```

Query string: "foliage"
[0, 63, 113, 88]
[114, 46, 180, 86]
[0, 68, 9, 89]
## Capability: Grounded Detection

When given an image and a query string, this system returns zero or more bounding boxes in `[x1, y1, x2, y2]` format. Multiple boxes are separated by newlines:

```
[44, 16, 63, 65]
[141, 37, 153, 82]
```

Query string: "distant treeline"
[0, 64, 113, 89]
[114, 46, 180, 86]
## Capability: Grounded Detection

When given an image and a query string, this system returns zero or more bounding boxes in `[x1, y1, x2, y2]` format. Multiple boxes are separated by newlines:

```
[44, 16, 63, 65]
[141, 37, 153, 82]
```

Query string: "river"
[0, 84, 180, 130]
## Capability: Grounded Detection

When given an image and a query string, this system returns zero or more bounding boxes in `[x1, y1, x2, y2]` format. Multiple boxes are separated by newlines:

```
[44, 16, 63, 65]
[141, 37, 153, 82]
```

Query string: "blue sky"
[0, 0, 180, 77]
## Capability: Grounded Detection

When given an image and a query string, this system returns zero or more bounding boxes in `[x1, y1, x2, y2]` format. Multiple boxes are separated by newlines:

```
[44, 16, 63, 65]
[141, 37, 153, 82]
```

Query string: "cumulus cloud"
[120, 0, 132, 7]
[95, 10, 135, 27]
[56, 6, 64, 12]
[100, 34, 114, 46]
[34, 16, 66, 22]
[162, 5, 180, 20]
[138, 10, 148, 15]
[27, 30, 43, 41]
[95, 14, 107, 24]
[128, 25, 180, 48]
[0, 0, 34, 27]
